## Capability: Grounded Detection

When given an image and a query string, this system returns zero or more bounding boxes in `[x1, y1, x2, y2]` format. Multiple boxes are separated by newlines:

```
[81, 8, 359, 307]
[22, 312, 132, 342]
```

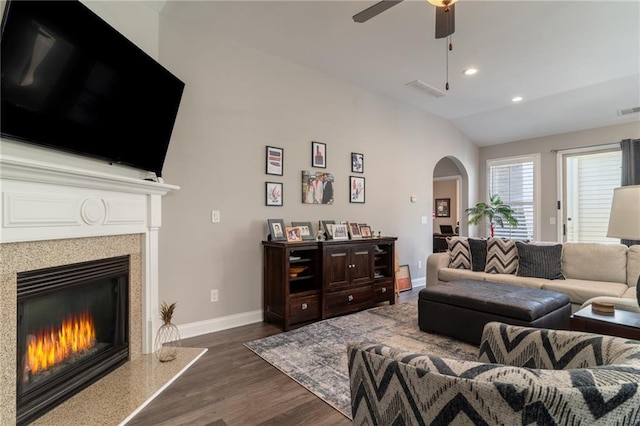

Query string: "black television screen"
[0, 0, 184, 177]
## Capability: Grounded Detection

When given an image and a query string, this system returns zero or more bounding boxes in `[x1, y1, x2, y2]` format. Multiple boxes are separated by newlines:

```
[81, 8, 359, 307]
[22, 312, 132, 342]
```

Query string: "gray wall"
[479, 122, 640, 241]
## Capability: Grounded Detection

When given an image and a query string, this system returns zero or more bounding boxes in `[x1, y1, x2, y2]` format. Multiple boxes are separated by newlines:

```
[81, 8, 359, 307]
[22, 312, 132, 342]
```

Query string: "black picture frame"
[312, 141, 326, 168]
[266, 182, 283, 206]
[435, 198, 450, 217]
[266, 146, 283, 176]
[351, 152, 364, 173]
[267, 219, 286, 241]
[349, 176, 365, 203]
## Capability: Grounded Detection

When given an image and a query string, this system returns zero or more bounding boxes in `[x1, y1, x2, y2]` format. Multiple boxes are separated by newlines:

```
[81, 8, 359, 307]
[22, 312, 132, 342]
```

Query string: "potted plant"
[466, 194, 519, 237]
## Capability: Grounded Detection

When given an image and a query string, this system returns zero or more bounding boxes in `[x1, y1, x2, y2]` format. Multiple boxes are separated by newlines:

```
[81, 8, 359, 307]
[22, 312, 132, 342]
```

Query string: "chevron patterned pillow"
[446, 236, 471, 269]
[484, 238, 518, 274]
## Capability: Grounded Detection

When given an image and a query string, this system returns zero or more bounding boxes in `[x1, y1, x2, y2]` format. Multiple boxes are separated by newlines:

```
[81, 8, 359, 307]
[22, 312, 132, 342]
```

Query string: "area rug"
[244, 302, 479, 419]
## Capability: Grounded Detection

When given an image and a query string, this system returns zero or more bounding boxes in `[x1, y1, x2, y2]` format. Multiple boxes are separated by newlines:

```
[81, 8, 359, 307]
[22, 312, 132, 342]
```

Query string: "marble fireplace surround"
[0, 154, 179, 423]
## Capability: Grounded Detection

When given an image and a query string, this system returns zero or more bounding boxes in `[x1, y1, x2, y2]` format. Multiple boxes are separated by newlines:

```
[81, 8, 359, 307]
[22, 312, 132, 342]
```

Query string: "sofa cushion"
[628, 245, 640, 288]
[439, 267, 487, 283]
[562, 242, 627, 283]
[516, 241, 564, 280]
[542, 278, 629, 305]
[446, 236, 471, 269]
[477, 272, 546, 289]
[468, 238, 487, 272]
[484, 238, 518, 274]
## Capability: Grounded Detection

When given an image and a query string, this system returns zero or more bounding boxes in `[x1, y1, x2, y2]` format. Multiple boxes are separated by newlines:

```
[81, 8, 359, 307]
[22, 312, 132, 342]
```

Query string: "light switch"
[212, 210, 220, 223]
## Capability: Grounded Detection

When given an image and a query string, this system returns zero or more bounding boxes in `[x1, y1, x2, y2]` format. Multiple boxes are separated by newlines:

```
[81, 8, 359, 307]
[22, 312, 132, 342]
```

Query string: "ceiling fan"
[352, 0, 457, 39]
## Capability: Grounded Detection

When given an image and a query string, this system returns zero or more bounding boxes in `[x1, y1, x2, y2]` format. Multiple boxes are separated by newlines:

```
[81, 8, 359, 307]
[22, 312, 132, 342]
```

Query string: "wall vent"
[405, 80, 447, 98]
[618, 106, 640, 116]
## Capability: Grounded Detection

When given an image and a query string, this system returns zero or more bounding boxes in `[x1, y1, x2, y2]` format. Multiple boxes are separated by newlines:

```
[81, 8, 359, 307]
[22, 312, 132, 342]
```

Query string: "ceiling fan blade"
[353, 0, 404, 23]
[435, 3, 455, 39]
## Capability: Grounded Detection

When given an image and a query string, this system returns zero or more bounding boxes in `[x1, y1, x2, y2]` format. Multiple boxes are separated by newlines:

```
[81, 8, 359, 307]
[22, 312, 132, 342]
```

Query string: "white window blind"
[488, 156, 537, 240]
[565, 150, 621, 243]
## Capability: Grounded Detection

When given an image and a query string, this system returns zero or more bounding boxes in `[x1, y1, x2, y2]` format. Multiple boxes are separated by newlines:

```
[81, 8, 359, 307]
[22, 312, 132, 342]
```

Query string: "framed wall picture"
[396, 264, 412, 292]
[349, 176, 365, 203]
[266, 182, 283, 206]
[291, 221, 315, 241]
[267, 219, 286, 241]
[265, 146, 283, 176]
[435, 198, 450, 217]
[312, 141, 326, 168]
[359, 224, 372, 238]
[302, 170, 334, 204]
[331, 223, 349, 240]
[351, 152, 364, 173]
[285, 226, 303, 242]
[348, 222, 362, 239]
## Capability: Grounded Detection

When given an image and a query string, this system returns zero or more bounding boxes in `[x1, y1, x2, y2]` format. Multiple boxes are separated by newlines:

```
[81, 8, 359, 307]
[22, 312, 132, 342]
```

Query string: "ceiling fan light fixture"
[512, 96, 524, 103]
[427, 0, 458, 8]
[463, 68, 478, 76]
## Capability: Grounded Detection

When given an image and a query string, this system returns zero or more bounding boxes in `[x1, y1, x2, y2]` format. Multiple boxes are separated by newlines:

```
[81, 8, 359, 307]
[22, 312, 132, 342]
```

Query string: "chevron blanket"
[349, 322, 640, 425]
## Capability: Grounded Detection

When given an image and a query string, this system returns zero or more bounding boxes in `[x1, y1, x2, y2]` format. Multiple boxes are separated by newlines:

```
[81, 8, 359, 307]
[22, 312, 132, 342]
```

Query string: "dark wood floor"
[127, 288, 421, 426]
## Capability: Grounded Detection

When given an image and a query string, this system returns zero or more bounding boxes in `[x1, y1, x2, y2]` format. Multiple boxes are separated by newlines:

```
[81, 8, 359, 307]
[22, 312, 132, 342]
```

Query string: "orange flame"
[26, 307, 96, 375]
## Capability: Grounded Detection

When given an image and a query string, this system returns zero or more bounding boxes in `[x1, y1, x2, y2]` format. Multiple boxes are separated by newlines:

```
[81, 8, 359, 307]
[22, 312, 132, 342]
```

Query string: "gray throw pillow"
[516, 242, 564, 280]
[468, 238, 487, 272]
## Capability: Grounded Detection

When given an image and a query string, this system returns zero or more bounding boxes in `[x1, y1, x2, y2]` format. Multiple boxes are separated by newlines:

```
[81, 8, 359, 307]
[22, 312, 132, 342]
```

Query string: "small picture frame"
[435, 198, 450, 217]
[350, 176, 365, 203]
[321, 220, 336, 239]
[265, 146, 284, 176]
[348, 222, 362, 239]
[351, 152, 364, 173]
[291, 221, 315, 241]
[396, 264, 412, 292]
[331, 223, 349, 240]
[266, 182, 283, 206]
[359, 225, 372, 238]
[267, 219, 286, 241]
[285, 226, 303, 242]
[312, 141, 326, 168]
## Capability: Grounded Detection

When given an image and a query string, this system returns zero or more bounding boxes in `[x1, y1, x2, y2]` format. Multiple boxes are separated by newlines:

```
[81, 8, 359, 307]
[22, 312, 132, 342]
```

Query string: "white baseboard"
[177, 309, 263, 339]
[177, 279, 426, 339]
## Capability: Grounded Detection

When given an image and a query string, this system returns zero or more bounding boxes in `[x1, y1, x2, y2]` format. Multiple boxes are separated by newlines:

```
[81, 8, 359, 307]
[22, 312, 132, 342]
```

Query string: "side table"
[570, 305, 640, 340]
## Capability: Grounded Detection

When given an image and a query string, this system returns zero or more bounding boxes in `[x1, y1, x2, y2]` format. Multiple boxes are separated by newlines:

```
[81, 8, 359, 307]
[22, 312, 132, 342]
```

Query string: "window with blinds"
[565, 150, 621, 243]
[487, 156, 538, 240]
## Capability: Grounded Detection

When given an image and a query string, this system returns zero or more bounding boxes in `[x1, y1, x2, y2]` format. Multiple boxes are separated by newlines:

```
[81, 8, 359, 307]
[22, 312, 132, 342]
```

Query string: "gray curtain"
[620, 138, 640, 246]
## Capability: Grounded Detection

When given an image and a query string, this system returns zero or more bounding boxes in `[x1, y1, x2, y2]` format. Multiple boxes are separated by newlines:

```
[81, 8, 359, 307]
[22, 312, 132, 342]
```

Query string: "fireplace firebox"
[16, 255, 130, 425]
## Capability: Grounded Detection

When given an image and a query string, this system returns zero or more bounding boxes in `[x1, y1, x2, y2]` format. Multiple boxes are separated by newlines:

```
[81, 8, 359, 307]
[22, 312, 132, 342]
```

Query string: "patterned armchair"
[348, 322, 640, 425]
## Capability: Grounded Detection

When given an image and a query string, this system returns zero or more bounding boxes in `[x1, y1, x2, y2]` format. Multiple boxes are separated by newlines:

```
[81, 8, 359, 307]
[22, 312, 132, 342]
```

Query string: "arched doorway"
[433, 156, 469, 244]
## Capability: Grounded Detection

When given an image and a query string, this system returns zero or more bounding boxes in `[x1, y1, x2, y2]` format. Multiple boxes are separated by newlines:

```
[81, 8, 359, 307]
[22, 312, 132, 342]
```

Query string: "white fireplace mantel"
[0, 154, 179, 353]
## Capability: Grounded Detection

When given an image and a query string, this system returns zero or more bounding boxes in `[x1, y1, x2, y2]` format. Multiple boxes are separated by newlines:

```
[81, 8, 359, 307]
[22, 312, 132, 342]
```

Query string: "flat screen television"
[0, 0, 185, 178]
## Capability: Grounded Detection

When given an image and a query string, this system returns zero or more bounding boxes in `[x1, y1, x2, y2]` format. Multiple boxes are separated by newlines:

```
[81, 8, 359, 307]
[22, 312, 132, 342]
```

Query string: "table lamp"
[607, 185, 640, 307]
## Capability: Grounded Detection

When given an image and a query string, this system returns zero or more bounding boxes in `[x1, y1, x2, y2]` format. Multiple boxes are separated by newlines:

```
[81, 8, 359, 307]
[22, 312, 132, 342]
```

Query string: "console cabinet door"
[350, 246, 374, 285]
[325, 247, 350, 289]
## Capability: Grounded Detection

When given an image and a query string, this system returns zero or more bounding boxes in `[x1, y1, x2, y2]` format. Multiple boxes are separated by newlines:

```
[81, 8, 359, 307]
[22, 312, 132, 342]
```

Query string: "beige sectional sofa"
[427, 241, 640, 312]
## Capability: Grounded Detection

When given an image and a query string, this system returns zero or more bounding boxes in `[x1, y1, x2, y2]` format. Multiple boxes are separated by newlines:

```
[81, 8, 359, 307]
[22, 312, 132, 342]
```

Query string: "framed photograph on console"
[396, 264, 412, 292]
[267, 219, 286, 241]
[331, 223, 349, 240]
[285, 226, 303, 242]
[348, 222, 362, 239]
[291, 221, 315, 241]
[321, 220, 336, 239]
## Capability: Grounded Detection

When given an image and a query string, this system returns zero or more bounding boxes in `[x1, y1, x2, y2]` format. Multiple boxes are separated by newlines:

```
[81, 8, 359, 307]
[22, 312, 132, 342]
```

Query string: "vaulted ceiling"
[160, 0, 640, 146]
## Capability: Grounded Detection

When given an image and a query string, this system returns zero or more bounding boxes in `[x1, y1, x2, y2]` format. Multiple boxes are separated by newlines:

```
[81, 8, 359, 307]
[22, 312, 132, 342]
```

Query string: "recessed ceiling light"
[463, 68, 478, 76]
[512, 96, 523, 102]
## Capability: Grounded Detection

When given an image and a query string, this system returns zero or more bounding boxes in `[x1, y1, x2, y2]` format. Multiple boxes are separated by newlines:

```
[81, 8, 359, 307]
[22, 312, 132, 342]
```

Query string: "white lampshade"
[607, 185, 640, 240]
[427, 0, 458, 7]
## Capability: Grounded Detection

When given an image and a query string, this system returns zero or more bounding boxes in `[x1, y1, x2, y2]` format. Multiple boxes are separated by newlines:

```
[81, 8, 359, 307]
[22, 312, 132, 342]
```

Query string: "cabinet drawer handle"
[348, 294, 354, 302]
[381, 287, 386, 293]
[301, 303, 308, 310]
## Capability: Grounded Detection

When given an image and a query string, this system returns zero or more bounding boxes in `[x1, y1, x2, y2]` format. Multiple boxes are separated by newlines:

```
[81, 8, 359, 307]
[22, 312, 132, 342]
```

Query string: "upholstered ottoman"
[418, 280, 571, 344]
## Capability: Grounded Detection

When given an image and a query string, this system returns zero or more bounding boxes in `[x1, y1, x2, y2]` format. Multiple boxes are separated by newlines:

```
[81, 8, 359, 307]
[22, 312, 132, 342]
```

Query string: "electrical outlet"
[418, 260, 422, 269]
[210, 289, 219, 302]
[211, 210, 220, 223]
